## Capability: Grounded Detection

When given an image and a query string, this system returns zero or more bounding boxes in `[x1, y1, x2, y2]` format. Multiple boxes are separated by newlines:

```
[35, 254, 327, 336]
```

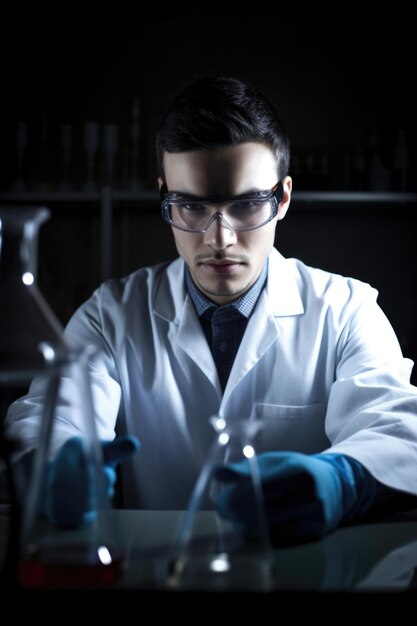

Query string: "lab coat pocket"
[253, 402, 329, 454]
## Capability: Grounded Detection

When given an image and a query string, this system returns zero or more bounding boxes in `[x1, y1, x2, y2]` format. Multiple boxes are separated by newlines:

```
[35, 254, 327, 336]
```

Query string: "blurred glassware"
[0, 206, 66, 383]
[0, 205, 124, 589]
[166, 415, 273, 591]
[15, 345, 126, 589]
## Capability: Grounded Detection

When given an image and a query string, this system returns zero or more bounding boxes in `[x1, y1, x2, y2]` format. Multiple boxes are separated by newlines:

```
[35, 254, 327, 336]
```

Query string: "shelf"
[2, 189, 416, 283]
[0, 189, 158, 203]
[1, 189, 417, 204]
[291, 191, 417, 204]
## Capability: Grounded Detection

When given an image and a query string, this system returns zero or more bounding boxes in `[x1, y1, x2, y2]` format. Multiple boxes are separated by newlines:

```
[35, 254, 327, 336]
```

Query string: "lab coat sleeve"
[322, 287, 417, 496]
[4, 285, 121, 453]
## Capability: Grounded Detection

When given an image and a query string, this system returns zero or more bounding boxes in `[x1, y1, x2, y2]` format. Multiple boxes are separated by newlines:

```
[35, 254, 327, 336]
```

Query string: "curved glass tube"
[166, 415, 273, 591]
[0, 206, 68, 383]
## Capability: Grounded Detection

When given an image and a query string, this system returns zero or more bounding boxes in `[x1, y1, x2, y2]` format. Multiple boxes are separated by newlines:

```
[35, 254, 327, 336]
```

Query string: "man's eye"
[179, 203, 206, 212]
[230, 201, 257, 212]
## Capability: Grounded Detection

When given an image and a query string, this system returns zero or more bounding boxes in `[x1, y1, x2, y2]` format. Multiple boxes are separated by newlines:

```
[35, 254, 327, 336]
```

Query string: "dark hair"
[156, 75, 290, 181]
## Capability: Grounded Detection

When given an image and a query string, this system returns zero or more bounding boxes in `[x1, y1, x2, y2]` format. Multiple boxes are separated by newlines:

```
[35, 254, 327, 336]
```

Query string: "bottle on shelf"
[35, 114, 52, 193]
[58, 124, 73, 192]
[101, 124, 119, 188]
[10, 122, 28, 193]
[83, 121, 100, 192]
[351, 147, 367, 191]
[392, 128, 409, 192]
[130, 97, 145, 191]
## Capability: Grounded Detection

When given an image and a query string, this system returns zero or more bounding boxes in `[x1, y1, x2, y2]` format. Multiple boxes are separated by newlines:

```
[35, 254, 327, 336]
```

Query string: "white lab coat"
[6, 247, 417, 509]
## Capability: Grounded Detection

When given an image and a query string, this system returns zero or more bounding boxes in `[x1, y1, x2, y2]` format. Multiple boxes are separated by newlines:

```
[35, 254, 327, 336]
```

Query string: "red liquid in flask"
[18, 544, 125, 589]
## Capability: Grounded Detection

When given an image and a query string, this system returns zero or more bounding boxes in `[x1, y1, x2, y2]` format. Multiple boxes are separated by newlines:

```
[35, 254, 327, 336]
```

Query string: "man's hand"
[45, 435, 140, 527]
[214, 451, 354, 543]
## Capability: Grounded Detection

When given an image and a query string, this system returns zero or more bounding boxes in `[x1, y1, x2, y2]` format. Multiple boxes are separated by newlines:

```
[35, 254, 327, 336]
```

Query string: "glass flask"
[0, 204, 65, 586]
[166, 415, 273, 592]
[0, 206, 67, 383]
[0, 205, 124, 589]
[16, 346, 126, 589]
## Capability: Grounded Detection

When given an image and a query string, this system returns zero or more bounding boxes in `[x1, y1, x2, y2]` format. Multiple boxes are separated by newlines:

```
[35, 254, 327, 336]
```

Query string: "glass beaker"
[0, 204, 69, 587]
[0, 205, 124, 589]
[166, 415, 273, 592]
[15, 346, 125, 589]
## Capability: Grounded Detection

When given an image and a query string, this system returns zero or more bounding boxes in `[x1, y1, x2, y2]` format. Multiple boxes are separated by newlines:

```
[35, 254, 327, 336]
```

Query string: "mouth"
[200, 260, 244, 274]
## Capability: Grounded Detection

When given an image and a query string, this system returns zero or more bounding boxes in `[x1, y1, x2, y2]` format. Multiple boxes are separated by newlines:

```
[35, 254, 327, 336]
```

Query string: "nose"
[203, 212, 237, 249]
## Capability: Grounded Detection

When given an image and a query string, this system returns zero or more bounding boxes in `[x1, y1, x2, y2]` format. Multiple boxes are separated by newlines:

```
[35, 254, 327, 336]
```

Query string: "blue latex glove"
[213, 451, 379, 543]
[45, 435, 140, 528]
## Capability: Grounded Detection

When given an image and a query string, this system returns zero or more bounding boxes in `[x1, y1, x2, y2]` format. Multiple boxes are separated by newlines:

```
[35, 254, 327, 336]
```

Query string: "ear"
[277, 176, 292, 221]
[157, 176, 164, 190]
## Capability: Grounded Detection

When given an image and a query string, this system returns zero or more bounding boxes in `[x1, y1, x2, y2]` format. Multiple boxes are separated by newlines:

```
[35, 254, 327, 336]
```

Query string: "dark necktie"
[201, 305, 248, 391]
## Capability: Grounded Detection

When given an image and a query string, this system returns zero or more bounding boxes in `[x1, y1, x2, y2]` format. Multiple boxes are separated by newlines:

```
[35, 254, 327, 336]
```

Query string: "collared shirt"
[185, 260, 268, 391]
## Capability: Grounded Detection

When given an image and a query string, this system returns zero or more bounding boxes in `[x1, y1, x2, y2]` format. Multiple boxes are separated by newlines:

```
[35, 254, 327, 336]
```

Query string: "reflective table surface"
[2, 507, 417, 595]
[109, 509, 417, 593]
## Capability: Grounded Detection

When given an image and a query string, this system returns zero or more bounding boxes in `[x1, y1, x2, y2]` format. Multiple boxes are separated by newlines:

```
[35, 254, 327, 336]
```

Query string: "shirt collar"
[185, 259, 268, 319]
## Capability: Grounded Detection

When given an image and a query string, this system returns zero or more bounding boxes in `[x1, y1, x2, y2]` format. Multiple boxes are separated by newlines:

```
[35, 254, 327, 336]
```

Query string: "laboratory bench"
[2, 506, 417, 597]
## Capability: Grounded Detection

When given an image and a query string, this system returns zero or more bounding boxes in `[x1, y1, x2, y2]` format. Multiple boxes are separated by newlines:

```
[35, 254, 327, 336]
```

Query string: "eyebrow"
[168, 187, 266, 199]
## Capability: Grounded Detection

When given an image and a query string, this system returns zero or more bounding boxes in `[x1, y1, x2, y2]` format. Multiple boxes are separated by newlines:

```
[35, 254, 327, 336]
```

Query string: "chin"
[208, 284, 249, 301]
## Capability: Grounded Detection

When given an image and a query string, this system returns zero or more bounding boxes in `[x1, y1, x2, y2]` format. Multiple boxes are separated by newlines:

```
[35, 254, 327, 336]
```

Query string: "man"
[5, 76, 417, 541]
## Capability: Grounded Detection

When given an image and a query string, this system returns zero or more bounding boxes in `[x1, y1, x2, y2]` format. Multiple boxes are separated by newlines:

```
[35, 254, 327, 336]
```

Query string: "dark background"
[1, 4, 416, 188]
[0, 3, 416, 381]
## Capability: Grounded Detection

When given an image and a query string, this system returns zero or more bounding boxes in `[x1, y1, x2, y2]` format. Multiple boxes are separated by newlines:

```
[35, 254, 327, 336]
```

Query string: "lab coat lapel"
[153, 257, 221, 392]
[153, 250, 304, 398]
[176, 297, 220, 390]
[223, 248, 305, 402]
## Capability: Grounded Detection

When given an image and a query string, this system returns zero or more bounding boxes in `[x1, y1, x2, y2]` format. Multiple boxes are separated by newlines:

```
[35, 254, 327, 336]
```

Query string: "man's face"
[160, 142, 292, 304]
